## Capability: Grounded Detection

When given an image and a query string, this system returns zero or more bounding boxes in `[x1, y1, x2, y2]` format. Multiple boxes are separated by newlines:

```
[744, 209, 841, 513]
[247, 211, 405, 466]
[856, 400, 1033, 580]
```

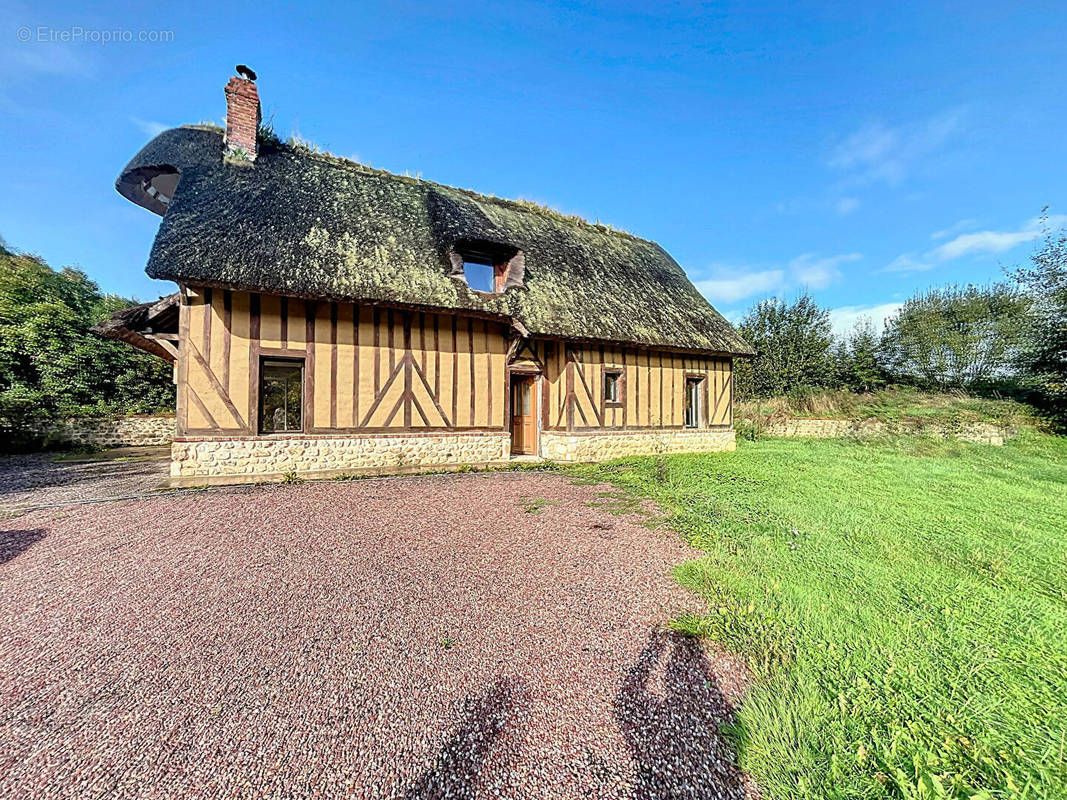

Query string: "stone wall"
[759, 418, 1015, 445]
[12, 415, 176, 450]
[173, 432, 512, 477]
[540, 428, 736, 461]
[172, 428, 737, 479]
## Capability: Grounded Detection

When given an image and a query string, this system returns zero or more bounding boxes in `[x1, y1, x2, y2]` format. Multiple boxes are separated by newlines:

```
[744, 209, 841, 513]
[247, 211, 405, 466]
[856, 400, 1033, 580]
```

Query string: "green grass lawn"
[573, 433, 1067, 799]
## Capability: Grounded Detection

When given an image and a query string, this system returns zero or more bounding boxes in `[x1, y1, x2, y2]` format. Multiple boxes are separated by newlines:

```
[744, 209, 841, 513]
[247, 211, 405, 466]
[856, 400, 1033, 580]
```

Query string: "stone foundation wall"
[12, 414, 176, 449]
[173, 432, 512, 477]
[760, 418, 1015, 445]
[540, 428, 736, 462]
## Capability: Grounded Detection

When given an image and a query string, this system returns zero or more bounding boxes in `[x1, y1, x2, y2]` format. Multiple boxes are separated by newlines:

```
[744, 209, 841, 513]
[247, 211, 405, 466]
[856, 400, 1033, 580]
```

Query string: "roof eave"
[93, 293, 180, 363]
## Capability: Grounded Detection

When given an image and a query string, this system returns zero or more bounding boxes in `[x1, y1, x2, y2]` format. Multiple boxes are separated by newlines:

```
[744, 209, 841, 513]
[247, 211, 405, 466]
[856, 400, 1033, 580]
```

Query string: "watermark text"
[16, 26, 175, 44]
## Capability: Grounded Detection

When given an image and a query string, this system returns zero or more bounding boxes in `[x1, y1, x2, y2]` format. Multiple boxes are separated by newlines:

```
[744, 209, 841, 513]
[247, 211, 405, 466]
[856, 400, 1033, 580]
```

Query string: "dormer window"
[142, 178, 171, 206]
[448, 242, 525, 294]
[461, 252, 504, 294]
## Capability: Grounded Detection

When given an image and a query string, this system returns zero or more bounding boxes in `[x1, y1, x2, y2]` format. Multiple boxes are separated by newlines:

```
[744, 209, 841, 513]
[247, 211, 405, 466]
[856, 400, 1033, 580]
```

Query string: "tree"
[0, 244, 174, 426]
[1011, 214, 1067, 427]
[833, 318, 888, 392]
[735, 293, 835, 399]
[879, 283, 1030, 391]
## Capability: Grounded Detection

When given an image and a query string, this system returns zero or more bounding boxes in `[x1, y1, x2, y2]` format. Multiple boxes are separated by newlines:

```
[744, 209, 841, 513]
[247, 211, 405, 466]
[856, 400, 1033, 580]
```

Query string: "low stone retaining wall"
[760, 418, 1015, 445]
[539, 428, 736, 461]
[173, 428, 739, 478]
[172, 432, 512, 477]
[8, 414, 176, 450]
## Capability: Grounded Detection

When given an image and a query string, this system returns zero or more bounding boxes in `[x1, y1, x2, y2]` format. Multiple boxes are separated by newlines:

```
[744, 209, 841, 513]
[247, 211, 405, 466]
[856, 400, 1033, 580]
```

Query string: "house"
[100, 68, 753, 482]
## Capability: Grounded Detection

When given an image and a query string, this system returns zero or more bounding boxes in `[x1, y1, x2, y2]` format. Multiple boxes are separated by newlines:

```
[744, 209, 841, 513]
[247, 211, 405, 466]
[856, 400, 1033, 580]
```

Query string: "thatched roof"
[117, 127, 752, 356]
[92, 293, 180, 361]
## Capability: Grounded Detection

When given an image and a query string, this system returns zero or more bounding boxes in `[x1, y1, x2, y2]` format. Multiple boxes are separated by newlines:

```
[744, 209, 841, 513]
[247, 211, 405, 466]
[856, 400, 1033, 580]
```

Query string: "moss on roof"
[117, 127, 753, 355]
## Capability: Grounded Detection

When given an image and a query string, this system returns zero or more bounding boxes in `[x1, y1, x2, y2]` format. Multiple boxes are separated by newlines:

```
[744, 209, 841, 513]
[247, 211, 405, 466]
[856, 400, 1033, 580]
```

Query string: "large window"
[461, 253, 502, 293]
[684, 377, 704, 428]
[260, 358, 304, 433]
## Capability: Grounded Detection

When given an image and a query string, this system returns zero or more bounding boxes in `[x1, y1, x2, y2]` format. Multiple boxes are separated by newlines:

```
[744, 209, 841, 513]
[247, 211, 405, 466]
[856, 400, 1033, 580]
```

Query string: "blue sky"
[2, 1, 1065, 334]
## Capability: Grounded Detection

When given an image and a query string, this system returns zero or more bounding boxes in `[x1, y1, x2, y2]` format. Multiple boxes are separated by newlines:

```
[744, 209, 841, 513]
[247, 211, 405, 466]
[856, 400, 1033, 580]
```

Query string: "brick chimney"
[224, 66, 260, 161]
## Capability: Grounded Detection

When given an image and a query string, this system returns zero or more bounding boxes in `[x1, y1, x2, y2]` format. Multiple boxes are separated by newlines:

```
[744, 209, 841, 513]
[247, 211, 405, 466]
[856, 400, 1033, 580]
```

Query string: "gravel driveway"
[0, 472, 753, 799]
[0, 448, 171, 513]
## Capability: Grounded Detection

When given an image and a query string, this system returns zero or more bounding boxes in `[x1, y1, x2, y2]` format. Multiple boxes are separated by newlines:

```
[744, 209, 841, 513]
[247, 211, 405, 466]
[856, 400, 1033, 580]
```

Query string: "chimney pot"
[224, 67, 260, 161]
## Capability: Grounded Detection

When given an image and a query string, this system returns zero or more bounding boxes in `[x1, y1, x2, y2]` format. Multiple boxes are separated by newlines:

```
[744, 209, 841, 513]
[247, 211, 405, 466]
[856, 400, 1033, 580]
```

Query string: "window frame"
[258, 356, 306, 435]
[603, 368, 624, 409]
[459, 251, 506, 294]
[683, 374, 705, 429]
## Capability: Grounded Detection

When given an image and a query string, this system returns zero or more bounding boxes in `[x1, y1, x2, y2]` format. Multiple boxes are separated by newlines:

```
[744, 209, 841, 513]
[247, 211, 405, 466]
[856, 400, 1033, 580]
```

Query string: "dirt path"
[0, 472, 753, 799]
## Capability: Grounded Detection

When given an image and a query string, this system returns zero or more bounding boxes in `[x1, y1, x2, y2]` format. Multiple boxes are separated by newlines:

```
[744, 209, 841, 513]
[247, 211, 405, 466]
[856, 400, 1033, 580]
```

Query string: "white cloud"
[695, 251, 861, 304]
[789, 252, 862, 289]
[828, 109, 964, 186]
[886, 214, 1067, 272]
[930, 228, 1041, 261]
[884, 252, 936, 273]
[131, 117, 170, 138]
[695, 269, 784, 304]
[828, 123, 898, 173]
[828, 302, 904, 337]
[835, 197, 860, 216]
[930, 219, 977, 240]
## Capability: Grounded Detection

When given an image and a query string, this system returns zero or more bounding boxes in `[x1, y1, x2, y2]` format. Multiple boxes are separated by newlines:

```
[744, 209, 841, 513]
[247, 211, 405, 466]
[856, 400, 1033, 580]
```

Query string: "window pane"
[684, 378, 702, 428]
[605, 373, 619, 402]
[464, 261, 496, 293]
[261, 361, 303, 433]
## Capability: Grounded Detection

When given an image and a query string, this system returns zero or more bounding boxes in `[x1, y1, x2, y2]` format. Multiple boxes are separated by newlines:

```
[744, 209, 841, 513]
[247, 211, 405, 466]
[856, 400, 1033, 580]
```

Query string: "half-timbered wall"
[176, 287, 732, 441]
[177, 287, 508, 436]
[536, 341, 732, 431]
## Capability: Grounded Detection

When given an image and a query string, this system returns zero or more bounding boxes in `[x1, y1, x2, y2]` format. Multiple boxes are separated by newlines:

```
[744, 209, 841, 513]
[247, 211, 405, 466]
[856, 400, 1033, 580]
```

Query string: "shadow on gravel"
[616, 629, 746, 799]
[0, 451, 170, 511]
[0, 529, 46, 565]
[403, 677, 529, 799]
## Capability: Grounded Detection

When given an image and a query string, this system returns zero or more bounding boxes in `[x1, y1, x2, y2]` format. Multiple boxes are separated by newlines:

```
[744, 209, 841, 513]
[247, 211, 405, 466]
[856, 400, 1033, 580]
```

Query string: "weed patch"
[520, 497, 559, 514]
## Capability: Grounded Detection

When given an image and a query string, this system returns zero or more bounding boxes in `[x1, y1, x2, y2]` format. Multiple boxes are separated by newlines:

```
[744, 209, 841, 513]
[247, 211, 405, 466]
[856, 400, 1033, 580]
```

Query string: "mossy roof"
[117, 127, 752, 355]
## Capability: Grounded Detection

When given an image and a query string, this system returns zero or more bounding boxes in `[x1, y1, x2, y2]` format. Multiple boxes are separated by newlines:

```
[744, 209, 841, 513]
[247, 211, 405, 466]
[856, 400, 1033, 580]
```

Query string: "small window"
[462, 253, 502, 293]
[260, 358, 304, 433]
[684, 377, 704, 428]
[604, 370, 622, 405]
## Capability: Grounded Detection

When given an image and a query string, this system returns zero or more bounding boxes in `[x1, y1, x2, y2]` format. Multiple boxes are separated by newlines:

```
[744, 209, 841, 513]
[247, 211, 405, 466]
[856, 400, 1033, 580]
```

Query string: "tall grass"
[573, 433, 1067, 798]
[735, 388, 1043, 433]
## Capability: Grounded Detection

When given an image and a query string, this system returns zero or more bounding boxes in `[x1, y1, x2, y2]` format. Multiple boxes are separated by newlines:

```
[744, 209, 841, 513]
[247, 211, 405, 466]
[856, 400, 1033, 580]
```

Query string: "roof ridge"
[178, 124, 653, 246]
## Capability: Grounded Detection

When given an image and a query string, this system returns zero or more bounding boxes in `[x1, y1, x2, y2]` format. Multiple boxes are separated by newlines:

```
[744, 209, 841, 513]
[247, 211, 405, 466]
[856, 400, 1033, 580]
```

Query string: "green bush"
[832, 318, 889, 392]
[1012, 214, 1067, 430]
[0, 243, 174, 427]
[879, 284, 1030, 391]
[736, 293, 835, 399]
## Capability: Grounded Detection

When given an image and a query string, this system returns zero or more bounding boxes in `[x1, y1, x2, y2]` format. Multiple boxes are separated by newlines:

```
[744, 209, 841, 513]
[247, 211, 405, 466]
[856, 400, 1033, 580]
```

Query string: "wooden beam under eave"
[143, 333, 180, 360]
[107, 328, 176, 363]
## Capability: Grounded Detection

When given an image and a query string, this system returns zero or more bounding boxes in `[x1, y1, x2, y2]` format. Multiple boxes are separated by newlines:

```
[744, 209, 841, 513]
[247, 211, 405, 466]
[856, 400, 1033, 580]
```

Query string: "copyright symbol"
[16, 26, 31, 42]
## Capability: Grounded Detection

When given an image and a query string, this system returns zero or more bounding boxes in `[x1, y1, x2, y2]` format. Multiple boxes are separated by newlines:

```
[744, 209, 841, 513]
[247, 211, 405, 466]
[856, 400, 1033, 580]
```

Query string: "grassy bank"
[735, 388, 1043, 430]
[573, 433, 1067, 799]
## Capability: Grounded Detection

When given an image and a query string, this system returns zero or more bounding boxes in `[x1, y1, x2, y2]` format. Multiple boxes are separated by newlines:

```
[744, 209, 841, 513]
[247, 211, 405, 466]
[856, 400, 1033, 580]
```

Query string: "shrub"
[736, 293, 835, 399]
[0, 242, 174, 427]
[879, 283, 1030, 391]
[1012, 213, 1067, 429]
